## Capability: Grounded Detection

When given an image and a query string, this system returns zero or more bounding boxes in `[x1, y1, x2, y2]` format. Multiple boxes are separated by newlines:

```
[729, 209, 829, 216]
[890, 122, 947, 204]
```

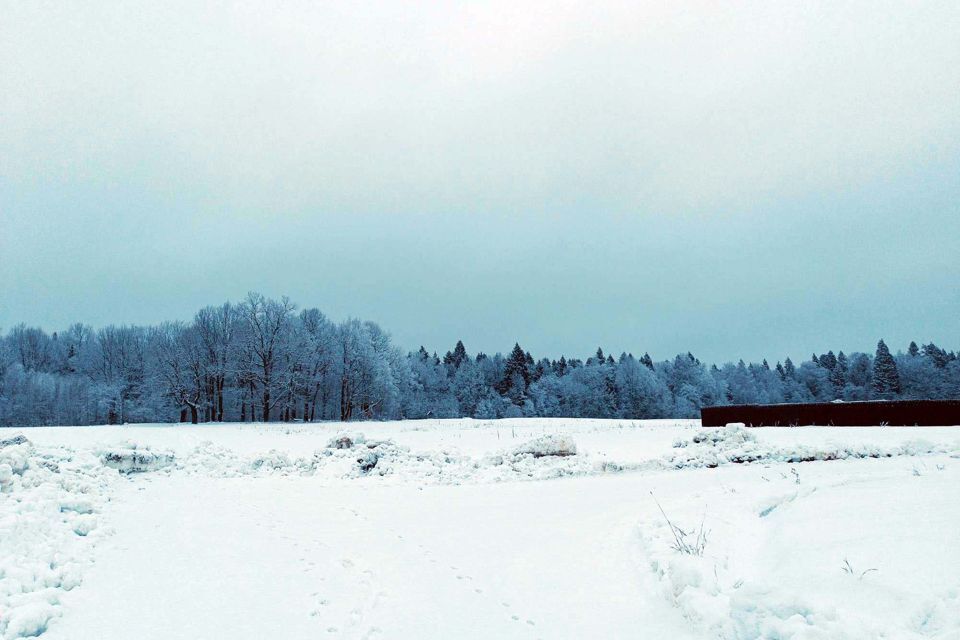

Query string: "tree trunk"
[217, 377, 225, 422]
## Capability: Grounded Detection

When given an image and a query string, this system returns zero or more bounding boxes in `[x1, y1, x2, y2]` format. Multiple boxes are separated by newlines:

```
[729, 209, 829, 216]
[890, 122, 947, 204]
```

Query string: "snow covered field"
[2, 419, 959, 639]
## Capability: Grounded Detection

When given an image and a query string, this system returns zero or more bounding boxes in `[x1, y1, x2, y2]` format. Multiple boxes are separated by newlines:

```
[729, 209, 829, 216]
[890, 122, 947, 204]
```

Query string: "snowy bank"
[638, 454, 960, 639]
[0, 435, 118, 640]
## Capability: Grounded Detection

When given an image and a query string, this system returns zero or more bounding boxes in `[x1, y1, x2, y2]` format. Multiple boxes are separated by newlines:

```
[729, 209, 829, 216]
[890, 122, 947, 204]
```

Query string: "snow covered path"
[43, 473, 699, 639]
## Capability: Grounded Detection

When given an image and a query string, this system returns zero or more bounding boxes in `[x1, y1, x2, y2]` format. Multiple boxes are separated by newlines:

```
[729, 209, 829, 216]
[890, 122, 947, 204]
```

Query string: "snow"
[1, 419, 958, 639]
[0, 434, 116, 640]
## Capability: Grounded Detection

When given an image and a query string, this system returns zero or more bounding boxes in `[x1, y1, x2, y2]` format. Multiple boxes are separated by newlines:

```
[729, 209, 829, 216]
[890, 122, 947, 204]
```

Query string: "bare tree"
[194, 303, 239, 422]
[92, 325, 147, 424]
[238, 292, 295, 422]
[149, 322, 204, 423]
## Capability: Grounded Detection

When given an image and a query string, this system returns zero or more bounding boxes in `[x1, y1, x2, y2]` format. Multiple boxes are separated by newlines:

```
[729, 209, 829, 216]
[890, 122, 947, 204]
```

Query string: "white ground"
[2, 419, 959, 639]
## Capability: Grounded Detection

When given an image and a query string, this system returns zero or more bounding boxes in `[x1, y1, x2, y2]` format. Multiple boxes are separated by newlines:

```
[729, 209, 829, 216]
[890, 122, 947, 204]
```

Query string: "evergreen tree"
[819, 351, 837, 371]
[908, 341, 920, 357]
[784, 358, 796, 379]
[829, 351, 847, 392]
[640, 353, 654, 370]
[872, 339, 901, 397]
[775, 361, 786, 380]
[553, 356, 568, 376]
[922, 343, 949, 368]
[498, 343, 530, 395]
[442, 340, 468, 368]
[592, 347, 605, 365]
[452, 340, 467, 367]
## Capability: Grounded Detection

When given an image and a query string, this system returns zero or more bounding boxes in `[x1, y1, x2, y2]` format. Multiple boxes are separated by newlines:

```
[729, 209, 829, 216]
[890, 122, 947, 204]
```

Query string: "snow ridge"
[0, 436, 117, 640]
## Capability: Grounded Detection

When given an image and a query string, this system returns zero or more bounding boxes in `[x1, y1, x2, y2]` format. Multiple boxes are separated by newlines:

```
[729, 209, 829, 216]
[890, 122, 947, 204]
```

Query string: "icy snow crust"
[2, 419, 959, 639]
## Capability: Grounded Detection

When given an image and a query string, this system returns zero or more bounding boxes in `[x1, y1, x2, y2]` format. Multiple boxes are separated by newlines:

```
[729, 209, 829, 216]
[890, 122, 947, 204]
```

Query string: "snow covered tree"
[498, 343, 530, 402]
[238, 293, 296, 422]
[194, 303, 239, 422]
[872, 339, 901, 397]
[829, 351, 848, 394]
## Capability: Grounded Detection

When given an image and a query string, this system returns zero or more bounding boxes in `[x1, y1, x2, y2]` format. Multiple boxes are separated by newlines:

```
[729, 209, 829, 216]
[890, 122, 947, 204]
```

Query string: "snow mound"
[161, 432, 599, 483]
[327, 432, 366, 449]
[665, 424, 960, 469]
[511, 434, 577, 458]
[100, 443, 175, 474]
[0, 434, 30, 449]
[0, 440, 117, 640]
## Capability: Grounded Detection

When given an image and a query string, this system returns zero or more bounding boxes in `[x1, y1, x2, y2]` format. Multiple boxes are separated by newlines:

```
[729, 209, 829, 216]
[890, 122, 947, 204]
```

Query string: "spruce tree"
[908, 341, 920, 357]
[499, 343, 530, 395]
[554, 356, 568, 376]
[829, 351, 848, 392]
[784, 358, 796, 379]
[640, 353, 654, 370]
[820, 351, 837, 371]
[922, 343, 949, 368]
[452, 340, 467, 367]
[872, 339, 901, 397]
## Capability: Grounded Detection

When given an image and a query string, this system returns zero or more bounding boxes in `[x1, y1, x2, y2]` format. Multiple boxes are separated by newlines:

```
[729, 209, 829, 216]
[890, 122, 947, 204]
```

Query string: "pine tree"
[775, 361, 786, 380]
[908, 341, 920, 357]
[872, 339, 901, 397]
[498, 343, 530, 396]
[553, 356, 568, 376]
[829, 351, 847, 392]
[452, 340, 467, 367]
[922, 343, 949, 368]
[640, 353, 654, 370]
[784, 357, 796, 379]
[820, 351, 837, 371]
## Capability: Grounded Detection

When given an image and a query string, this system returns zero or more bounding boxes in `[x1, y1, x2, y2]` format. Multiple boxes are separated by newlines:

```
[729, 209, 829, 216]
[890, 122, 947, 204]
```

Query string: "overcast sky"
[1, 0, 958, 363]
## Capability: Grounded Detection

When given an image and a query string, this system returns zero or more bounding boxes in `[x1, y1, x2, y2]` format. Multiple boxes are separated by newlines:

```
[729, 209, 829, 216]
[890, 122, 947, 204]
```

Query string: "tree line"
[1, 293, 957, 427]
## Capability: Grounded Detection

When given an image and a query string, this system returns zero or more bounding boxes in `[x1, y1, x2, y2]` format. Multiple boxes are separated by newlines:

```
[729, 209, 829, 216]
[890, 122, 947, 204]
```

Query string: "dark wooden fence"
[701, 400, 960, 427]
